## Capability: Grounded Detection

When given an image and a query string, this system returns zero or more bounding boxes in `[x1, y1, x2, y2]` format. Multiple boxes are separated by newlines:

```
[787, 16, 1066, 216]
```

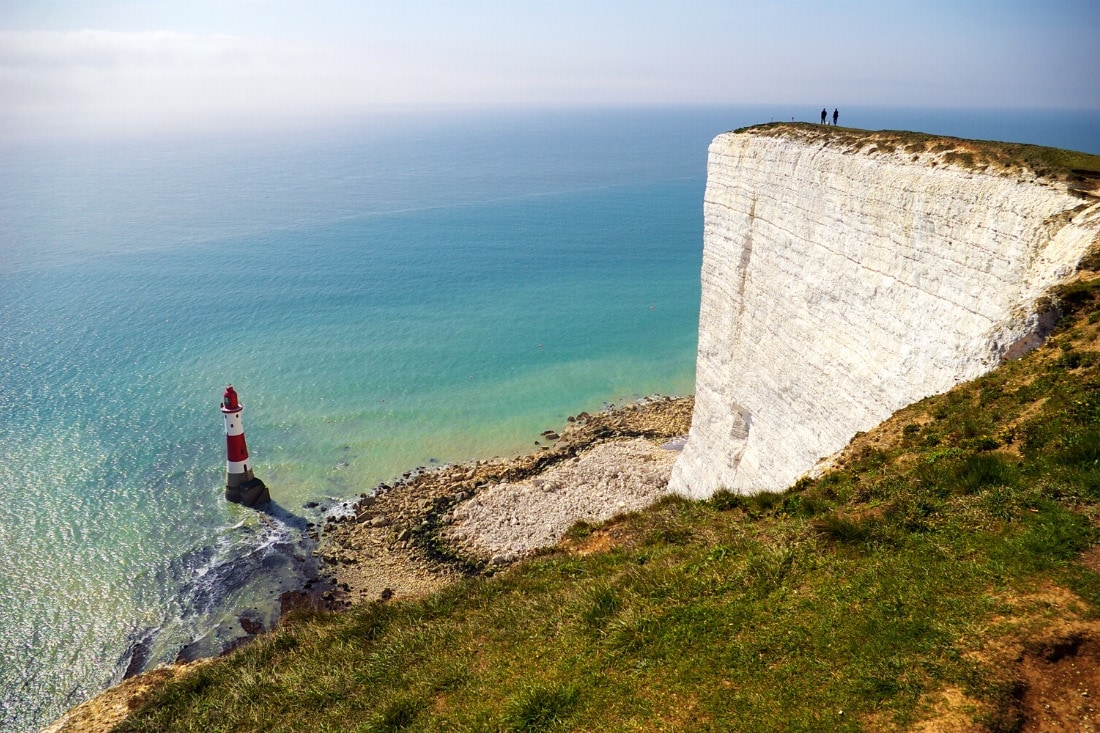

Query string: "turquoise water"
[2, 106, 1098, 730]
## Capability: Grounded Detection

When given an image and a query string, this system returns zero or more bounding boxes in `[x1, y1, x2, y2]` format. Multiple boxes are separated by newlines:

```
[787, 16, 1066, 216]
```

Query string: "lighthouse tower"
[221, 385, 270, 507]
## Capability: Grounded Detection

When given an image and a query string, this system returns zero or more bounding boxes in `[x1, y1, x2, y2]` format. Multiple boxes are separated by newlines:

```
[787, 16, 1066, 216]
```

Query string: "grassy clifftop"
[735, 122, 1100, 194]
[109, 261, 1100, 731]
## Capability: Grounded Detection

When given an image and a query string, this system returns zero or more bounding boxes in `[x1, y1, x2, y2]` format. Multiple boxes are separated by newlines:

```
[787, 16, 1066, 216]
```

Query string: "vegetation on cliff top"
[114, 261, 1100, 731]
[736, 122, 1100, 192]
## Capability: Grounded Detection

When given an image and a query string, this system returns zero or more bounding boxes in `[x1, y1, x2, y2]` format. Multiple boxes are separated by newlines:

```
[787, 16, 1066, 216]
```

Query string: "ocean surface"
[2, 105, 1098, 731]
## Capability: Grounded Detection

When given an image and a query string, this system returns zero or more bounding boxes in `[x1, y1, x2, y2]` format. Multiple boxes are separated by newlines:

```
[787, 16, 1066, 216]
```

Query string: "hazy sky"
[1, 0, 1097, 140]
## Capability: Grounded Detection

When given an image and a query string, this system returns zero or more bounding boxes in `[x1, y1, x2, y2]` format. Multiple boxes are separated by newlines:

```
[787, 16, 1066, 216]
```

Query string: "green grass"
[118, 277, 1100, 731]
[734, 122, 1100, 182]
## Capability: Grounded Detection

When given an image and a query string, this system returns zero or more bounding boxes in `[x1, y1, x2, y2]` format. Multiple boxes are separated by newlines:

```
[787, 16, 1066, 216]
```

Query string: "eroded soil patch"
[1019, 632, 1100, 732]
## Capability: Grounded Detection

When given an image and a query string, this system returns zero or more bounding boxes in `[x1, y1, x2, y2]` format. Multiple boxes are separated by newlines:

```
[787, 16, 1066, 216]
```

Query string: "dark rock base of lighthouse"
[225, 477, 270, 508]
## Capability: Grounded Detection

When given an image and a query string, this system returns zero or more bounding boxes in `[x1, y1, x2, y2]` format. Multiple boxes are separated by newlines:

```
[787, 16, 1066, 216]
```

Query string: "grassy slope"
[115, 269, 1100, 732]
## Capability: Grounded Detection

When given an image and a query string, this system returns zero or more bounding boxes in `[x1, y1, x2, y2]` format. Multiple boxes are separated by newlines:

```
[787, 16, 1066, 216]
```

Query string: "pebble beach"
[315, 396, 694, 605]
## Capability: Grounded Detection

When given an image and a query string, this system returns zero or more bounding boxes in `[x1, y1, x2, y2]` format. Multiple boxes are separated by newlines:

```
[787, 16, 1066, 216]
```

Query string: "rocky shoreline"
[314, 395, 693, 605]
[45, 395, 693, 733]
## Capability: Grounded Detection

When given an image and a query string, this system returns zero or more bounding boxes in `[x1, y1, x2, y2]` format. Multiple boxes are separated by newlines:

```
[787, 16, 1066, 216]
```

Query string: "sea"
[2, 105, 1098, 731]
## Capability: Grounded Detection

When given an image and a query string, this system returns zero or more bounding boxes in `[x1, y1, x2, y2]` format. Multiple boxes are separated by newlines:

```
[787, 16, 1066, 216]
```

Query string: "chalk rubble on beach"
[316, 396, 693, 604]
[445, 438, 678, 561]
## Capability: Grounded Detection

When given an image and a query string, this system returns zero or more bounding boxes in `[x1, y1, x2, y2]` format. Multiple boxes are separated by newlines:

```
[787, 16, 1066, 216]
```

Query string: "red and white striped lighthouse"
[221, 385, 269, 507]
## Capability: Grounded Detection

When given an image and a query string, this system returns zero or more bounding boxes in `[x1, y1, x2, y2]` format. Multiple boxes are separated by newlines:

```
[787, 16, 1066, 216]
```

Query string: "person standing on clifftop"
[820, 108, 827, 124]
[833, 108, 839, 125]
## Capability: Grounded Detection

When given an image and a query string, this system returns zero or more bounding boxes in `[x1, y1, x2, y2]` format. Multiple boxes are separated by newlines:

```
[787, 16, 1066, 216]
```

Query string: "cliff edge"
[671, 124, 1100, 498]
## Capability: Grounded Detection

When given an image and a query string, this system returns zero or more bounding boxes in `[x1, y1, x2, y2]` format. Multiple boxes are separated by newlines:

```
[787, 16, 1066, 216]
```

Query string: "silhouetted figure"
[833, 108, 839, 125]
[821, 108, 827, 124]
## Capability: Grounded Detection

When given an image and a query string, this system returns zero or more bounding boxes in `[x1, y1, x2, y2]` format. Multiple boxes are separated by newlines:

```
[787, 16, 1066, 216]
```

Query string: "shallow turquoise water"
[0, 108, 714, 730]
[1, 106, 1098, 730]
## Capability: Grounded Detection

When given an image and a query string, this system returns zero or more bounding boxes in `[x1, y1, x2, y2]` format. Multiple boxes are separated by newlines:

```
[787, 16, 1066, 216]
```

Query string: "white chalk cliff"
[669, 125, 1100, 498]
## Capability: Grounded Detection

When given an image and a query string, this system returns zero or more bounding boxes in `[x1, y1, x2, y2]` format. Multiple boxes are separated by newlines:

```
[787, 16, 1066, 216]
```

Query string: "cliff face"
[670, 126, 1100, 498]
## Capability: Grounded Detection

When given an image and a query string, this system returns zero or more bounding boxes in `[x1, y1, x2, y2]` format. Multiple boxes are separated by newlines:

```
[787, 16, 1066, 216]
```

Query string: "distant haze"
[1, 0, 1098, 141]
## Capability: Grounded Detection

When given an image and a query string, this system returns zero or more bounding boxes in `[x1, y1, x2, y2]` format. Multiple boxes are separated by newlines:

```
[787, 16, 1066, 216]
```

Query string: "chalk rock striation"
[670, 125, 1100, 498]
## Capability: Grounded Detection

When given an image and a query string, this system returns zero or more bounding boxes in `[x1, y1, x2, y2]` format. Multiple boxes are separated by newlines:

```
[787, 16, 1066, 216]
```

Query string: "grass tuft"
[580, 584, 623, 631]
[504, 682, 580, 732]
[814, 514, 871, 546]
[361, 695, 426, 732]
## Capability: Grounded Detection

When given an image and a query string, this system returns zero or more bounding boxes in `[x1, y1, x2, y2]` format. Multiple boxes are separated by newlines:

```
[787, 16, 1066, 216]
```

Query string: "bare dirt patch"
[910, 687, 987, 733]
[1081, 546, 1100, 572]
[1018, 632, 1100, 732]
[560, 525, 624, 556]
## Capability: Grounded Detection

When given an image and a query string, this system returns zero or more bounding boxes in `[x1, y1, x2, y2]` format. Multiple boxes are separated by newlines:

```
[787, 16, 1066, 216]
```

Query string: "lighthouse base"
[225, 477, 270, 508]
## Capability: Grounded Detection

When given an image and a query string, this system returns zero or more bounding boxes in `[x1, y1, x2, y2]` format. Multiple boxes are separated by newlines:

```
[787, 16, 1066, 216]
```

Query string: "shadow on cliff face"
[1004, 306, 1062, 360]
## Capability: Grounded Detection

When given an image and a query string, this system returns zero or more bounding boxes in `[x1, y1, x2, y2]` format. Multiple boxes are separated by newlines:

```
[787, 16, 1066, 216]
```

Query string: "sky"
[1, 0, 1098, 141]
